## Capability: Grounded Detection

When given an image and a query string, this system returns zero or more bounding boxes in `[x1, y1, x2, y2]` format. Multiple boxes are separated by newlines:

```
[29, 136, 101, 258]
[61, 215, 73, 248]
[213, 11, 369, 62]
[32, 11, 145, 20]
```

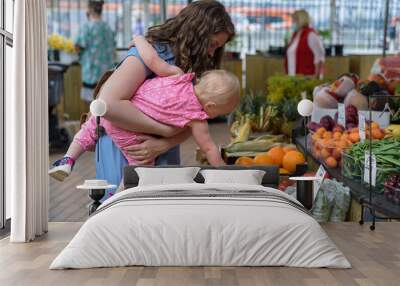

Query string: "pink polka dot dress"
[74, 73, 209, 165]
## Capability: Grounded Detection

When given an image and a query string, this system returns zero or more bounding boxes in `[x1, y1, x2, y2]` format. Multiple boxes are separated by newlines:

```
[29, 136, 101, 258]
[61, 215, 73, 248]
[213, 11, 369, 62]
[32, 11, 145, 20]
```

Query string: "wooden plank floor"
[49, 123, 231, 222]
[1, 222, 399, 286]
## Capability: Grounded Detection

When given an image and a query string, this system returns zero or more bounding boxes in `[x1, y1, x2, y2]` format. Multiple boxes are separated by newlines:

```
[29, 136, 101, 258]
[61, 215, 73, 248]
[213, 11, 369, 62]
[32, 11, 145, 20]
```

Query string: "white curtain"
[7, 0, 49, 242]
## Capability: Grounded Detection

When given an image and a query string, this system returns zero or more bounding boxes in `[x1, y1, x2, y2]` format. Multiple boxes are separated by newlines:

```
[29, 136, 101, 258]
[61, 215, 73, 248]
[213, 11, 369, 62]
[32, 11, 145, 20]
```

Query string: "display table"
[295, 134, 400, 226]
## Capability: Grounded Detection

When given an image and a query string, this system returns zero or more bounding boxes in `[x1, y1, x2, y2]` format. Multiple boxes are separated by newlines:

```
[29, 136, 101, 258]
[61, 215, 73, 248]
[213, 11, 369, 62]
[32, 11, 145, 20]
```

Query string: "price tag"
[338, 103, 346, 127]
[363, 151, 377, 186]
[359, 112, 366, 142]
[313, 165, 326, 201]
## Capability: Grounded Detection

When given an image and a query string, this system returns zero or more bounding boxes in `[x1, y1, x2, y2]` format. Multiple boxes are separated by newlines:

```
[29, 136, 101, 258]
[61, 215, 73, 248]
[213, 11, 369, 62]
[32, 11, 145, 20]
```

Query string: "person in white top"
[285, 10, 325, 78]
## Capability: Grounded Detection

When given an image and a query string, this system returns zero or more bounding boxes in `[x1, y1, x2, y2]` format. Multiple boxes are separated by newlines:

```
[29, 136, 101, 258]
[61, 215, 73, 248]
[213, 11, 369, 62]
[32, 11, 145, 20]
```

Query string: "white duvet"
[50, 183, 351, 269]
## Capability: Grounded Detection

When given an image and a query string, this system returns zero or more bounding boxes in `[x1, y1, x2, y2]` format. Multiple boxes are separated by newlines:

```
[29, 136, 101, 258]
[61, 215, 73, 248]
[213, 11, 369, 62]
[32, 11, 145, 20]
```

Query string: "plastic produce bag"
[330, 180, 351, 222]
[311, 179, 350, 222]
[284, 186, 296, 199]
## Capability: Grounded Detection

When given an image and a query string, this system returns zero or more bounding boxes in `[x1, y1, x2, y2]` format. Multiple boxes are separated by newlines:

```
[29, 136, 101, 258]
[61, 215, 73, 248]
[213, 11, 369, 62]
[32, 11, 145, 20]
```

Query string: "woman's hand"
[123, 129, 191, 164]
[124, 135, 172, 165]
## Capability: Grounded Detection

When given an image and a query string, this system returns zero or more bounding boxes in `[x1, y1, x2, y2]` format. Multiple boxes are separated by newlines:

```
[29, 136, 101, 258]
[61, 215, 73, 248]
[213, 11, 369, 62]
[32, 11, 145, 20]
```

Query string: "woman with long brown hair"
[66, 0, 234, 198]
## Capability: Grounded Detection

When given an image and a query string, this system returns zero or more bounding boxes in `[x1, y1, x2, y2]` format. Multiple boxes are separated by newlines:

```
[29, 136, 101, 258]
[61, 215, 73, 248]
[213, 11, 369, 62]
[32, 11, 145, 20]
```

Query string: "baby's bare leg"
[66, 141, 86, 160]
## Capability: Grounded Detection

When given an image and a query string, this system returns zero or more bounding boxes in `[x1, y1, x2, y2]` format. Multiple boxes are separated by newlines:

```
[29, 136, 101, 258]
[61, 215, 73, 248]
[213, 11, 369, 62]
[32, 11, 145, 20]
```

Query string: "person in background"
[285, 9, 325, 78]
[389, 17, 400, 51]
[75, 0, 116, 102]
[133, 17, 144, 36]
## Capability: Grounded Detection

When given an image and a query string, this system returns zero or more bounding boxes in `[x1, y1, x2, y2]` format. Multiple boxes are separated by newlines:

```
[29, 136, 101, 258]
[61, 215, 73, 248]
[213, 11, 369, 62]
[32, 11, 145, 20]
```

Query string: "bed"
[50, 166, 351, 269]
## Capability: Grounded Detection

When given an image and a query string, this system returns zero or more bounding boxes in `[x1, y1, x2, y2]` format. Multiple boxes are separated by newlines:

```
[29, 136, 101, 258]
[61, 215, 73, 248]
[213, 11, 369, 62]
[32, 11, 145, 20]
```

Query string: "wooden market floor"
[1, 222, 400, 286]
[49, 122, 231, 222]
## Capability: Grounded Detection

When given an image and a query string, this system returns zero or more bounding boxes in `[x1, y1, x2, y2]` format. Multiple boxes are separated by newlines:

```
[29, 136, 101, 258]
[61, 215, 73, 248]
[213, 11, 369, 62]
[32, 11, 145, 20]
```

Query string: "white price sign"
[313, 165, 327, 201]
[363, 151, 377, 186]
[338, 103, 346, 127]
[359, 112, 366, 142]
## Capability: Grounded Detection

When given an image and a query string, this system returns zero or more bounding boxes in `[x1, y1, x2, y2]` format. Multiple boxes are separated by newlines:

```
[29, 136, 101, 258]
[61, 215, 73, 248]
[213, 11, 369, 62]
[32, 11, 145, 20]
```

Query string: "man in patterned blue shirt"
[75, 0, 116, 102]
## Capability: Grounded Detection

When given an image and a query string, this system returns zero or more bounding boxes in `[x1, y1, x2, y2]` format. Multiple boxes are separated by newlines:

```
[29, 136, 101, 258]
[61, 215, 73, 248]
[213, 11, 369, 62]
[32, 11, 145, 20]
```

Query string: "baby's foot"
[48, 157, 75, 182]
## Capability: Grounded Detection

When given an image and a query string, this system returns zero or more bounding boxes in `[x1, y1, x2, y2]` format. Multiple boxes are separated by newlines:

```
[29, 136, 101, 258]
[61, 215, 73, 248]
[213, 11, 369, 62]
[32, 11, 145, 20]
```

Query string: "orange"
[267, 146, 285, 166]
[325, 156, 338, 168]
[235, 157, 254, 166]
[338, 139, 349, 149]
[316, 127, 326, 136]
[253, 154, 276, 166]
[282, 151, 306, 173]
[311, 133, 320, 142]
[333, 132, 342, 140]
[283, 145, 297, 153]
[323, 131, 333, 139]
[349, 132, 360, 143]
[321, 138, 333, 147]
[370, 122, 380, 129]
[320, 148, 331, 159]
[332, 148, 342, 160]
[371, 128, 384, 140]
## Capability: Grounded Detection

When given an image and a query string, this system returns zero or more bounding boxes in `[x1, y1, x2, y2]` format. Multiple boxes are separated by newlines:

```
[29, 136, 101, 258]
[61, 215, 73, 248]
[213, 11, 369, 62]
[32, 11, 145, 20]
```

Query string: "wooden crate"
[245, 54, 351, 92]
[222, 59, 243, 95]
[62, 64, 89, 121]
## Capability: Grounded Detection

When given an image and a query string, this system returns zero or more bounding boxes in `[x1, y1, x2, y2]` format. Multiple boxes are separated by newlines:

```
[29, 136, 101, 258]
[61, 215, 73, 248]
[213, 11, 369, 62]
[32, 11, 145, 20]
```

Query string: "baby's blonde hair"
[293, 9, 310, 29]
[195, 69, 240, 108]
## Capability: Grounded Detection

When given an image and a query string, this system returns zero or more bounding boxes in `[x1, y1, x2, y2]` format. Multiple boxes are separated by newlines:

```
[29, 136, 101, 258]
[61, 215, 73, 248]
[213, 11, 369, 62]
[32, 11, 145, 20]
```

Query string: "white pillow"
[135, 167, 201, 186]
[200, 169, 266, 185]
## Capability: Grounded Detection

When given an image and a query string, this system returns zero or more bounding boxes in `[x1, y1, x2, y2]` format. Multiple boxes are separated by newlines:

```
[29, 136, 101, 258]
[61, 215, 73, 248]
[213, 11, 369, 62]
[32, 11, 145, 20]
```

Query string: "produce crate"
[309, 131, 351, 169]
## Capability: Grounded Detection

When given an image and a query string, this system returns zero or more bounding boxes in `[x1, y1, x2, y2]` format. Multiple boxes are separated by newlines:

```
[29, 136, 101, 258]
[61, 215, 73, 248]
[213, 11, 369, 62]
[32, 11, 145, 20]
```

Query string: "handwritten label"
[313, 165, 326, 201]
[364, 151, 377, 186]
[359, 112, 366, 142]
[338, 103, 346, 127]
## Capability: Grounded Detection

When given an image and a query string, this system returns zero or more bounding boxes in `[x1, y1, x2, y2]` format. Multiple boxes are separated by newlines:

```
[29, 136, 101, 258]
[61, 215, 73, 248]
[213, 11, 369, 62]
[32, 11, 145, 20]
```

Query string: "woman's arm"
[189, 121, 225, 166]
[308, 32, 326, 78]
[124, 129, 191, 165]
[98, 56, 180, 137]
[133, 36, 183, 77]
[315, 62, 324, 79]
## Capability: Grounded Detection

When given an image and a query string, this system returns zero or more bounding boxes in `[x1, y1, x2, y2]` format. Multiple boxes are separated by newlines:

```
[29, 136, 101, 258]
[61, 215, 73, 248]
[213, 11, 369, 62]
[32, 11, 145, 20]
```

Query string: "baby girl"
[49, 36, 240, 181]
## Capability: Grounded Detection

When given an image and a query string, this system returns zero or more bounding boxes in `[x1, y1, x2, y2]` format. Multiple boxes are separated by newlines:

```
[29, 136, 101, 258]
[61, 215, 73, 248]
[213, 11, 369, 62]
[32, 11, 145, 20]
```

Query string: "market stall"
[295, 73, 400, 229]
[197, 71, 400, 227]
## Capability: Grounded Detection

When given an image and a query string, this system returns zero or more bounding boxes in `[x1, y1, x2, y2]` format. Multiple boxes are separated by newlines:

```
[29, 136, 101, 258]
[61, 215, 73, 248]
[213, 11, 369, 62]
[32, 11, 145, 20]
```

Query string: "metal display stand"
[359, 94, 400, 230]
